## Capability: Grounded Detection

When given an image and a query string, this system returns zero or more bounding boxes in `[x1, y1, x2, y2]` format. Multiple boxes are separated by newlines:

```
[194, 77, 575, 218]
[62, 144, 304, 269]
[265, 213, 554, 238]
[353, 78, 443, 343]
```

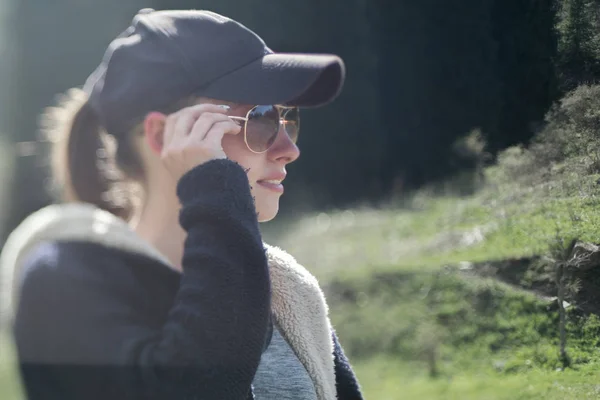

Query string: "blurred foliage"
[326, 268, 600, 397]
[557, 0, 600, 92]
[487, 84, 600, 189]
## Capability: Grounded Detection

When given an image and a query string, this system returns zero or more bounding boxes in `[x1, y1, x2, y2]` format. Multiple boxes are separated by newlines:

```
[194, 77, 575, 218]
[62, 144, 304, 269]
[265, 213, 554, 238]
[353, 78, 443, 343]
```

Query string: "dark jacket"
[1, 159, 363, 400]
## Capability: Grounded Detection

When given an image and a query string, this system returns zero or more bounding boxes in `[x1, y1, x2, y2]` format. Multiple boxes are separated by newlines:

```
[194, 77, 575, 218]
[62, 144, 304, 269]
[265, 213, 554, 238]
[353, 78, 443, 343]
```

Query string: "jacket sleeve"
[332, 330, 364, 400]
[13, 159, 271, 400]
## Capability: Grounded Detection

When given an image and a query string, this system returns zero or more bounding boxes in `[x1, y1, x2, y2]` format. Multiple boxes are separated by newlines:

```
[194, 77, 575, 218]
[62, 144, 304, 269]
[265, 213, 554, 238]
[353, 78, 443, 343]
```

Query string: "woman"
[0, 8, 362, 400]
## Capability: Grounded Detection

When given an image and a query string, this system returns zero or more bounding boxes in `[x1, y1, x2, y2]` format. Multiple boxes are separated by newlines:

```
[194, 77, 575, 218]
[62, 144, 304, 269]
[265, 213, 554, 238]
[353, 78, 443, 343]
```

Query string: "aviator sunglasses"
[228, 105, 300, 153]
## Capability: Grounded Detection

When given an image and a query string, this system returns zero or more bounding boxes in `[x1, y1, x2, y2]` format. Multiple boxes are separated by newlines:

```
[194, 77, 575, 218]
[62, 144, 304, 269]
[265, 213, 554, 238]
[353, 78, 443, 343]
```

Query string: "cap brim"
[200, 53, 346, 108]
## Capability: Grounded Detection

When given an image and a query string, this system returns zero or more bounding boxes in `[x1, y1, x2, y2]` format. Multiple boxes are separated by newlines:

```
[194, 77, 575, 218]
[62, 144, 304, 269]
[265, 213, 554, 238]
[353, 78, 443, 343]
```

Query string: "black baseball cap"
[84, 8, 346, 135]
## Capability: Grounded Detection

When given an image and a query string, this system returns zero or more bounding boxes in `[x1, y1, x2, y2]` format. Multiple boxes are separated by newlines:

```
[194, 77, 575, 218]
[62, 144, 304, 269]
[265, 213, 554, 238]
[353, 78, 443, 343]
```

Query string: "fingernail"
[217, 105, 231, 110]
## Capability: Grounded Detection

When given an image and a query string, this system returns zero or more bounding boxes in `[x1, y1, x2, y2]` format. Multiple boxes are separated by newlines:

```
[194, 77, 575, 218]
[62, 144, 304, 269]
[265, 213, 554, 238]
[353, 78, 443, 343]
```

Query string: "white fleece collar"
[0, 203, 337, 400]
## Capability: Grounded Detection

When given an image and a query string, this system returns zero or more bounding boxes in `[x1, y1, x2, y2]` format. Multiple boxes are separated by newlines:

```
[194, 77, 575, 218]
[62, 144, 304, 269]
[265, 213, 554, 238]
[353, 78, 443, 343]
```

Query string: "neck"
[131, 180, 185, 272]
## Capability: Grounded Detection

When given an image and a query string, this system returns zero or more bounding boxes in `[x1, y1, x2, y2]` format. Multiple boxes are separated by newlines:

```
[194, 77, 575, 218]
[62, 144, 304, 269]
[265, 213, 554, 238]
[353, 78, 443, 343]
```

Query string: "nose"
[268, 125, 300, 164]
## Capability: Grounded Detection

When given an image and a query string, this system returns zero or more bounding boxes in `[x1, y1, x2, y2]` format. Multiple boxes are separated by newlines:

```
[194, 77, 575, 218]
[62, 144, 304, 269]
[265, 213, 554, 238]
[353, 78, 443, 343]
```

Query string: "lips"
[257, 173, 286, 184]
[260, 179, 283, 185]
[257, 174, 286, 193]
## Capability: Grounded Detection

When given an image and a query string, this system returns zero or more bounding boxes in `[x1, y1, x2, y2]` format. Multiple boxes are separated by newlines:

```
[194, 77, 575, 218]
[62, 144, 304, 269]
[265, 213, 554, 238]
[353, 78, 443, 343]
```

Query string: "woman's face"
[222, 104, 300, 222]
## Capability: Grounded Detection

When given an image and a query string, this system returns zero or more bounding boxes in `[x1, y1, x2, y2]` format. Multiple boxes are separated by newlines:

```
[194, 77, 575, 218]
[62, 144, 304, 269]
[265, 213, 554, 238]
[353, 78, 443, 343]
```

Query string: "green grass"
[265, 198, 600, 399]
[354, 357, 600, 400]
[0, 330, 24, 399]
[326, 267, 600, 368]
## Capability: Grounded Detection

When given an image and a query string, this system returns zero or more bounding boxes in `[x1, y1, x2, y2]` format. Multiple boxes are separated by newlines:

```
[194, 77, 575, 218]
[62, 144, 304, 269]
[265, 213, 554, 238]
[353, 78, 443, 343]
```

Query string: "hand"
[160, 104, 241, 181]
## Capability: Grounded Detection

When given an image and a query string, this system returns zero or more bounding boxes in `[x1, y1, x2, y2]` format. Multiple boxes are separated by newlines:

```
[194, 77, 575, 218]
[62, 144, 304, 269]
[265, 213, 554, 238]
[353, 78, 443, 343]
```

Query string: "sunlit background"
[3, 1, 600, 399]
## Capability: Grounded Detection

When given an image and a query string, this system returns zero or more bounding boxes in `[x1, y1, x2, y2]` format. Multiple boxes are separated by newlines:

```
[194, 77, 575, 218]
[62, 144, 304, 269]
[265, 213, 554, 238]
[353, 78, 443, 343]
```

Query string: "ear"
[142, 112, 167, 155]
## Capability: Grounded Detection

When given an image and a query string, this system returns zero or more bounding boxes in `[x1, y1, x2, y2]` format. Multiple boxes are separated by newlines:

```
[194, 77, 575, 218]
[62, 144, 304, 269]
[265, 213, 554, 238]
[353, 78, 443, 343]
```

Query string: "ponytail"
[41, 89, 132, 219]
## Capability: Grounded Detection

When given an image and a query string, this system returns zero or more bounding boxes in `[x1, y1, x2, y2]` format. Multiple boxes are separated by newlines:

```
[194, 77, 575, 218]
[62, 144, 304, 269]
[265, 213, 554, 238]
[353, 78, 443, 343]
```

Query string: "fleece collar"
[0, 203, 337, 400]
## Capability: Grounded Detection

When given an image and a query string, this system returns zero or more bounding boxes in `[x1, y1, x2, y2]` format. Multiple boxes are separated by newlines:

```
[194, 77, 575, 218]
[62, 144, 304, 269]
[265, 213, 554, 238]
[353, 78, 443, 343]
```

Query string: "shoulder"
[14, 241, 125, 312]
[19, 240, 135, 284]
[19, 239, 178, 286]
[14, 241, 178, 316]
[12, 241, 180, 361]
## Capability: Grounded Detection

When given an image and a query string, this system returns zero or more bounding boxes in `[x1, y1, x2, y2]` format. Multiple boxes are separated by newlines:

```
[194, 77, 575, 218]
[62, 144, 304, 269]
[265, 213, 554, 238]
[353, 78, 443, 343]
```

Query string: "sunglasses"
[228, 105, 300, 153]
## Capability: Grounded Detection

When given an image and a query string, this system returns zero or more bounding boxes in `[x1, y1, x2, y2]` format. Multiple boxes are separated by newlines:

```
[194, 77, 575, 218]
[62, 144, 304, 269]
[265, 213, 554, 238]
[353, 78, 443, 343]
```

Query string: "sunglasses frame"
[229, 105, 300, 154]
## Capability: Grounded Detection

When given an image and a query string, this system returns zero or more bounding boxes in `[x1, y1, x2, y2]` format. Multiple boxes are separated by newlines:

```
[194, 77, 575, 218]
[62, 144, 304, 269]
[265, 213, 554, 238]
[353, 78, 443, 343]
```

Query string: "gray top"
[253, 325, 318, 399]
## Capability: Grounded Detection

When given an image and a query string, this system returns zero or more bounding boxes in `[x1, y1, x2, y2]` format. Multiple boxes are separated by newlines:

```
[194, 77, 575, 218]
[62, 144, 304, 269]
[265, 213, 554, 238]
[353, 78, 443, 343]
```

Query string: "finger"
[171, 112, 201, 144]
[203, 120, 242, 149]
[188, 112, 234, 143]
[162, 113, 178, 150]
[177, 103, 231, 121]
[165, 104, 230, 143]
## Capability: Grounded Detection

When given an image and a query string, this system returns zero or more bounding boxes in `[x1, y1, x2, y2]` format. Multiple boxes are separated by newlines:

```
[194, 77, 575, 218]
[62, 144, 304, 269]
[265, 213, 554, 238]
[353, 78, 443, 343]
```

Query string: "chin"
[256, 204, 279, 223]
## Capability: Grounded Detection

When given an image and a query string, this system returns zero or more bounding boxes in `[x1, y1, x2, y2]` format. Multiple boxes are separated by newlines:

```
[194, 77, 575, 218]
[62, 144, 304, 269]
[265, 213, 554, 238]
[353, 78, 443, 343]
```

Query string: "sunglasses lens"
[246, 105, 279, 152]
[282, 107, 300, 143]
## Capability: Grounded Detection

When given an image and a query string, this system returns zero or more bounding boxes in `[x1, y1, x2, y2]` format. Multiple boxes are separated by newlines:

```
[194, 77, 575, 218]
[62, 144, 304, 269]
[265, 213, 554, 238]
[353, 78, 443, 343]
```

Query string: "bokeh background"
[4, 1, 600, 399]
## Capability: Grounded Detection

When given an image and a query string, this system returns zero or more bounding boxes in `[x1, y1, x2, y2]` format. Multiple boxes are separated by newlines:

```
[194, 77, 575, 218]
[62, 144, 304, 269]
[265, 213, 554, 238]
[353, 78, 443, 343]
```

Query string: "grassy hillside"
[262, 196, 600, 398]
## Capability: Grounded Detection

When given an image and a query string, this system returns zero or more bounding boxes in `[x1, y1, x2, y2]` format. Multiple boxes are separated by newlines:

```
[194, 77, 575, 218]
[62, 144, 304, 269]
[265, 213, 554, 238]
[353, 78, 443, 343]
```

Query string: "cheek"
[222, 134, 248, 163]
[222, 134, 261, 177]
